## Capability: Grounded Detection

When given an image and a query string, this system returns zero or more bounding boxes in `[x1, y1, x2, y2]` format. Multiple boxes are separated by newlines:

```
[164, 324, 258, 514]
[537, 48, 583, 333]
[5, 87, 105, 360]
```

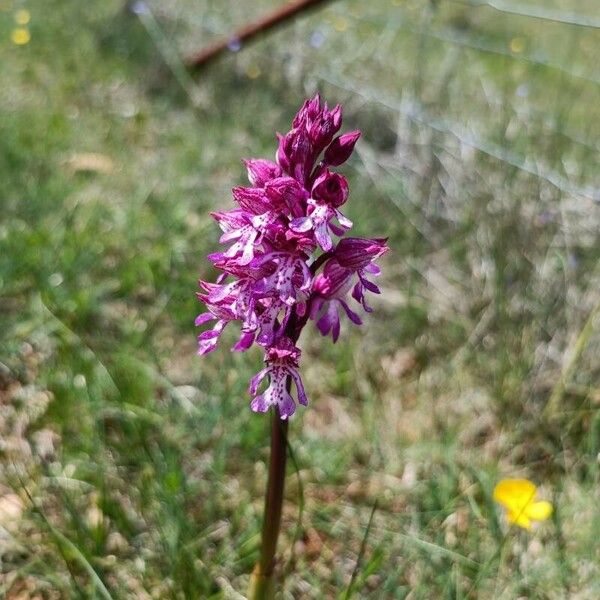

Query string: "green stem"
[248, 407, 289, 599]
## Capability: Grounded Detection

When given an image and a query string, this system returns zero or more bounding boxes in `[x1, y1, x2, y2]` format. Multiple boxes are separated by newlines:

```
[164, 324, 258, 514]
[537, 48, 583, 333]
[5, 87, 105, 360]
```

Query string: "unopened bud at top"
[335, 237, 389, 270]
[324, 130, 361, 166]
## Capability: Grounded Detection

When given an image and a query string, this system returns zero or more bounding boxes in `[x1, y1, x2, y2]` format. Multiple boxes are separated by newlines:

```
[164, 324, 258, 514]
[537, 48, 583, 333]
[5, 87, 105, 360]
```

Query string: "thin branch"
[188, 0, 338, 70]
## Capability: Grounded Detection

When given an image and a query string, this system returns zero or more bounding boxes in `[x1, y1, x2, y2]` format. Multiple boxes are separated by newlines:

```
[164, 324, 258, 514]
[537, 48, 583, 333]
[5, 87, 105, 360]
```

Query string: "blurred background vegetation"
[1, 0, 599, 597]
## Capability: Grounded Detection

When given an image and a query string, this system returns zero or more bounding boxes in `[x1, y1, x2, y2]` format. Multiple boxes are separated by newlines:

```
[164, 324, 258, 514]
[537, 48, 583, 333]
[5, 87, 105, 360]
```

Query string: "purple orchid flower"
[249, 337, 307, 419]
[289, 170, 352, 251]
[196, 95, 389, 418]
[308, 237, 388, 342]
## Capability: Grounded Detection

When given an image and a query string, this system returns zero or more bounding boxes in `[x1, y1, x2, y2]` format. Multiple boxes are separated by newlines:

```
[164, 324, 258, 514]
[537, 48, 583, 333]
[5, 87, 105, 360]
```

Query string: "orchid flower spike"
[196, 95, 389, 418]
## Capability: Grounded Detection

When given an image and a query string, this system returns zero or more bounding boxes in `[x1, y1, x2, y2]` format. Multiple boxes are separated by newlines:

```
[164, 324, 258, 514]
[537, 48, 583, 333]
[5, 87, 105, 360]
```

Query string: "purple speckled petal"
[250, 393, 270, 413]
[249, 367, 270, 395]
[314, 222, 333, 251]
[278, 391, 296, 419]
[290, 369, 308, 407]
[197, 320, 227, 354]
[195, 312, 214, 326]
[289, 216, 313, 233]
[232, 330, 255, 352]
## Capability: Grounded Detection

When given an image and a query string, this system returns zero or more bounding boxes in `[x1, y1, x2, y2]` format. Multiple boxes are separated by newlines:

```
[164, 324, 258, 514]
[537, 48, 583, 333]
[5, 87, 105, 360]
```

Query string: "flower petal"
[249, 367, 270, 395]
[195, 312, 214, 326]
[278, 390, 296, 419]
[340, 299, 363, 325]
[525, 501, 553, 522]
[289, 216, 313, 233]
[290, 369, 308, 407]
[232, 331, 255, 352]
[493, 479, 536, 512]
[250, 393, 270, 413]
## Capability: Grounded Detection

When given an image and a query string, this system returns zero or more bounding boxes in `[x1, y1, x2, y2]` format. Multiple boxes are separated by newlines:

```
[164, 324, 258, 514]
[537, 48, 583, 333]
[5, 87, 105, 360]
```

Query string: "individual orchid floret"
[289, 201, 351, 252]
[195, 279, 260, 354]
[211, 209, 260, 265]
[309, 237, 389, 341]
[309, 260, 360, 342]
[254, 298, 291, 347]
[289, 170, 352, 251]
[252, 251, 313, 306]
[194, 286, 236, 355]
[336, 237, 389, 312]
[195, 310, 230, 355]
[249, 337, 308, 419]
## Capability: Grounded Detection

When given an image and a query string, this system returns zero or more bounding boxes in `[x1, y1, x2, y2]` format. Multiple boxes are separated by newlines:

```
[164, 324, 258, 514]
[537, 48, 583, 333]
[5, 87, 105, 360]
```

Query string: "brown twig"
[188, 0, 336, 71]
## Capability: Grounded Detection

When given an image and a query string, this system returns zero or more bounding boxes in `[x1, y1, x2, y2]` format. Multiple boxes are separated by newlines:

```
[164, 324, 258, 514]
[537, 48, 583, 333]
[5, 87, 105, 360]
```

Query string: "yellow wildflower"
[11, 27, 30, 45]
[493, 478, 552, 530]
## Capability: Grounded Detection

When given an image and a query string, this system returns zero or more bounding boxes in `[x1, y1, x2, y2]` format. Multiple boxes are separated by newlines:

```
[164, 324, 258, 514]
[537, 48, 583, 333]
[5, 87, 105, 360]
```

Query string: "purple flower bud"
[324, 130, 361, 166]
[244, 159, 281, 187]
[335, 237, 389, 270]
[306, 94, 322, 121]
[311, 170, 349, 207]
[292, 97, 312, 128]
[277, 129, 312, 183]
[308, 104, 343, 152]
[275, 133, 291, 174]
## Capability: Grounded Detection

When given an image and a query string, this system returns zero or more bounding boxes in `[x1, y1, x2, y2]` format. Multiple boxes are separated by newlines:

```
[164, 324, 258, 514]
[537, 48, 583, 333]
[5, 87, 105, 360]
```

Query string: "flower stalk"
[247, 409, 288, 599]
[188, 0, 337, 70]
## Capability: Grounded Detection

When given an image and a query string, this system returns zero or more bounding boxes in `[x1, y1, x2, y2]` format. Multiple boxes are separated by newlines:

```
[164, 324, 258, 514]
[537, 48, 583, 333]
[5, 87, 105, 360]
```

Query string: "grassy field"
[1, 0, 600, 597]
